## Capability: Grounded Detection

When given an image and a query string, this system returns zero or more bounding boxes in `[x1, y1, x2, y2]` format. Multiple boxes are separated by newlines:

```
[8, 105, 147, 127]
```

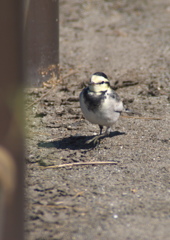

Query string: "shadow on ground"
[38, 131, 126, 150]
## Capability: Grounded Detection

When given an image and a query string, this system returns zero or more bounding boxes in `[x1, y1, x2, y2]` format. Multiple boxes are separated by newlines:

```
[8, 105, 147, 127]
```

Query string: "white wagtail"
[80, 72, 126, 144]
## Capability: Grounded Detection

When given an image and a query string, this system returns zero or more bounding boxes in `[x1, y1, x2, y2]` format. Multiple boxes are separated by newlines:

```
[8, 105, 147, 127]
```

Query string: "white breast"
[80, 91, 123, 127]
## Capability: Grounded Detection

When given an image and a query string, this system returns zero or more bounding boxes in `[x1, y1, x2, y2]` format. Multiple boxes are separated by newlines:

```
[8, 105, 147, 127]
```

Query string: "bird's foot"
[86, 135, 102, 145]
[86, 127, 111, 144]
[86, 132, 109, 145]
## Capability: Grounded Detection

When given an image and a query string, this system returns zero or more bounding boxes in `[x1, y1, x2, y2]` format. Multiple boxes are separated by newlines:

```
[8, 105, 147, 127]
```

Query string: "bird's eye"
[98, 81, 105, 84]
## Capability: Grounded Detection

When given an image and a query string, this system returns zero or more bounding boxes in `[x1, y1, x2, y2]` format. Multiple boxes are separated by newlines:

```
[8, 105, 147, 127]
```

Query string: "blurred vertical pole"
[24, 0, 59, 87]
[0, 0, 24, 240]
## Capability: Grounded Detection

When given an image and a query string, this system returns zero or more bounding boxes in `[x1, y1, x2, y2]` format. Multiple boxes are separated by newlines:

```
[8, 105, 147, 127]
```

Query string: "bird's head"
[89, 72, 110, 93]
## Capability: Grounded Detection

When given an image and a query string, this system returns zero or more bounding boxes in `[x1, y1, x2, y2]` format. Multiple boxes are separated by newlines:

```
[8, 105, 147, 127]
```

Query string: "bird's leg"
[86, 126, 111, 144]
[105, 126, 111, 135]
[99, 125, 103, 135]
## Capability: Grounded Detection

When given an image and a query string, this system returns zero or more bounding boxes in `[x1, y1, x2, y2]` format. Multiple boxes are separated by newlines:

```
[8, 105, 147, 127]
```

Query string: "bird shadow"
[38, 131, 126, 150]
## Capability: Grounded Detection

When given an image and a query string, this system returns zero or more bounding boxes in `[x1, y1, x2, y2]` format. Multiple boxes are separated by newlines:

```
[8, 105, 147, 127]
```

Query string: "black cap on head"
[93, 72, 108, 79]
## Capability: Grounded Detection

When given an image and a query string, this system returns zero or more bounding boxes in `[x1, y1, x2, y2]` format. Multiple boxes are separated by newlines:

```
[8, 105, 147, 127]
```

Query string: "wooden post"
[24, 0, 59, 87]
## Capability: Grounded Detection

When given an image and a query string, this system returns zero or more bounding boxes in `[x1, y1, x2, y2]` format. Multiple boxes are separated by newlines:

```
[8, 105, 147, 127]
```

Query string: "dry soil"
[25, 1, 170, 239]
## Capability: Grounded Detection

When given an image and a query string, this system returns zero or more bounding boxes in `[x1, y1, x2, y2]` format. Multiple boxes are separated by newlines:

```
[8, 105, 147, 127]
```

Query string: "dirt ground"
[25, 1, 170, 239]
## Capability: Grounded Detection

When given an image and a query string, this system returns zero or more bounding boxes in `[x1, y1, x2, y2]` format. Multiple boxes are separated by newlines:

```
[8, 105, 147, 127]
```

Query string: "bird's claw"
[86, 135, 101, 144]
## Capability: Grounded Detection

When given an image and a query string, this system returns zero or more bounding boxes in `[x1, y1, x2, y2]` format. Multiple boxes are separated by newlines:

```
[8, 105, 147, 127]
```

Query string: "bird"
[79, 72, 125, 144]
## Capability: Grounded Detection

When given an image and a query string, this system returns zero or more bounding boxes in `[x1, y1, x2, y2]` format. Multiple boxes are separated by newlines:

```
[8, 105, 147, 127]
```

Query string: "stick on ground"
[43, 161, 119, 169]
[121, 115, 162, 120]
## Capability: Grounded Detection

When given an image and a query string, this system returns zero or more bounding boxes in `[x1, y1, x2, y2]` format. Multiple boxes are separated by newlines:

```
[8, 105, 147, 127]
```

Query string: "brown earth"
[25, 1, 170, 239]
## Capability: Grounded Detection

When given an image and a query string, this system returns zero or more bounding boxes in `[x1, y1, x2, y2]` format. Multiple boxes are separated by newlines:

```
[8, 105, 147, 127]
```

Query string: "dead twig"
[72, 191, 84, 199]
[121, 115, 162, 120]
[26, 69, 77, 110]
[43, 161, 118, 169]
[26, 85, 56, 110]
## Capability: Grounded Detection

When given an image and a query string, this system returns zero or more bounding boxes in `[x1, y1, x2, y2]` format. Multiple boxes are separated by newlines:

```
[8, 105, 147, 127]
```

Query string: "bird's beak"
[89, 82, 95, 85]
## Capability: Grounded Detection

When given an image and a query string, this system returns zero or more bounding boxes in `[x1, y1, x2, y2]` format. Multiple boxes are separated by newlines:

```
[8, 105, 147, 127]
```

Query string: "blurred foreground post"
[0, 1, 24, 240]
[24, 0, 59, 87]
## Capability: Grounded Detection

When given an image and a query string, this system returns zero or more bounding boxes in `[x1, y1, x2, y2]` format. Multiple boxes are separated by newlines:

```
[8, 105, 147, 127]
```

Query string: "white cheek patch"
[91, 75, 108, 84]
[89, 83, 109, 93]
